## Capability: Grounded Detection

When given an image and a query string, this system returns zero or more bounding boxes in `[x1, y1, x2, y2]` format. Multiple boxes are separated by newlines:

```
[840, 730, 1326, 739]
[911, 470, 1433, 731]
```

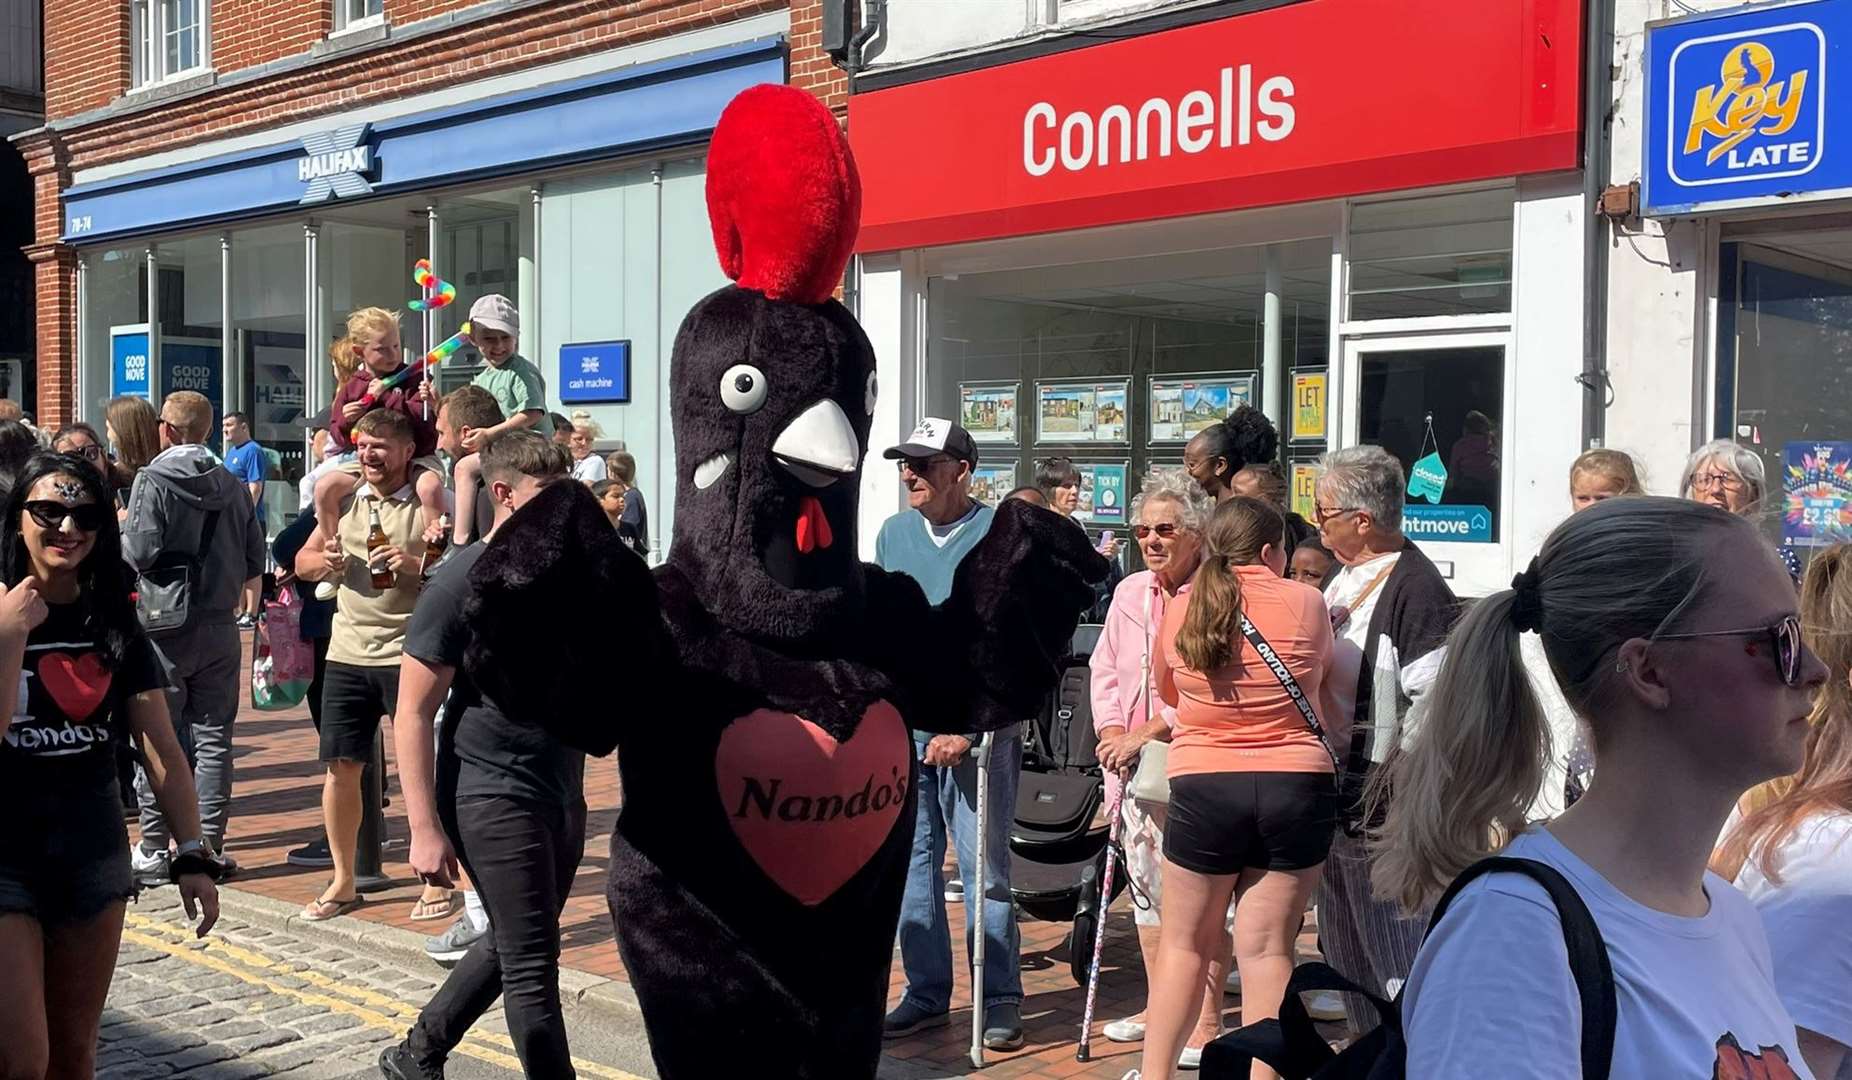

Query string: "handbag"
[1126, 581, 1171, 804]
[135, 506, 222, 634]
[252, 584, 313, 711]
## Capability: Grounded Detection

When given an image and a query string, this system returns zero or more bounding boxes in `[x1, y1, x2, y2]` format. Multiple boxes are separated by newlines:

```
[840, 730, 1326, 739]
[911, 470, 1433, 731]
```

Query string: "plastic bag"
[252, 584, 313, 711]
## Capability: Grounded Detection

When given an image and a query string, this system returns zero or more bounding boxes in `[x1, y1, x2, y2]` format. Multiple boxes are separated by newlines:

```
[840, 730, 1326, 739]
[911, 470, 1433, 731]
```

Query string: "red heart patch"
[40, 652, 112, 721]
[715, 702, 910, 906]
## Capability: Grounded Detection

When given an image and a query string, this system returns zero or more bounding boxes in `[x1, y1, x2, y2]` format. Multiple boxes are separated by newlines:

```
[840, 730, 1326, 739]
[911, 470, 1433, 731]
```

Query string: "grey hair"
[1129, 467, 1213, 534]
[1370, 496, 1758, 911]
[1680, 439, 1767, 509]
[1318, 445, 1407, 533]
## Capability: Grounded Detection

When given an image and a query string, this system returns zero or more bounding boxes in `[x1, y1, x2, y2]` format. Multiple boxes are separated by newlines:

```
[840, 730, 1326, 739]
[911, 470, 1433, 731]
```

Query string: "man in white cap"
[875, 418, 1026, 1051]
[419, 294, 551, 445]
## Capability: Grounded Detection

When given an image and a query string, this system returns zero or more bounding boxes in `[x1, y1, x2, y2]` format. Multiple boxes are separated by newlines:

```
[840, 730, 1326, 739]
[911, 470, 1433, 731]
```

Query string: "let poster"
[960, 382, 1020, 444]
[1037, 380, 1129, 444]
[970, 462, 1018, 506]
[1073, 461, 1129, 525]
[1291, 463, 1319, 521]
[1292, 372, 1327, 441]
[1148, 374, 1256, 443]
[1783, 441, 1852, 546]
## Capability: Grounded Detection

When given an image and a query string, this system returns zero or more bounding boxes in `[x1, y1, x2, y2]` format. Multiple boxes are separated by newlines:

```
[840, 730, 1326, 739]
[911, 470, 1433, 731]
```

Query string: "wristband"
[171, 851, 225, 882]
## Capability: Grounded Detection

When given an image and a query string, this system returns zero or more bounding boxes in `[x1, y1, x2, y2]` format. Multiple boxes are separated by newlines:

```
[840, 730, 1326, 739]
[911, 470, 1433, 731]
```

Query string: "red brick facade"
[23, 0, 848, 427]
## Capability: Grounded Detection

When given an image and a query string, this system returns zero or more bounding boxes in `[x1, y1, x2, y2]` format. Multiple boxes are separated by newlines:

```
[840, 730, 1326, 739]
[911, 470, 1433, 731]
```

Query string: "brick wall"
[788, 0, 846, 114]
[43, 0, 129, 118]
[212, 0, 331, 75]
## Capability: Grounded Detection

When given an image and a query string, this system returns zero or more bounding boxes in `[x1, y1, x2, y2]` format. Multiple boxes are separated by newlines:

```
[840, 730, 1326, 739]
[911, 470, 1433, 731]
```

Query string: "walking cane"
[1076, 783, 1124, 1063]
[969, 729, 995, 1071]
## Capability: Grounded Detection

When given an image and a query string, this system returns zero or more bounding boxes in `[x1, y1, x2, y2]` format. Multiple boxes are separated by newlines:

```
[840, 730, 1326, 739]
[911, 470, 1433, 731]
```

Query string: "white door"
[1339, 331, 1514, 597]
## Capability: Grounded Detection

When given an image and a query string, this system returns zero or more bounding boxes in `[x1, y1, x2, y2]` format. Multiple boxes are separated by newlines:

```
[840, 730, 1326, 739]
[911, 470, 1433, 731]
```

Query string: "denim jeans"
[136, 619, 241, 851]
[896, 726, 1023, 1012]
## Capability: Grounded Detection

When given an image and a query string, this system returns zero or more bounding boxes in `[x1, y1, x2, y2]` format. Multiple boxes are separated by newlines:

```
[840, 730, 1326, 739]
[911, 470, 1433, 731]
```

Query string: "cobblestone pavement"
[97, 887, 657, 1080]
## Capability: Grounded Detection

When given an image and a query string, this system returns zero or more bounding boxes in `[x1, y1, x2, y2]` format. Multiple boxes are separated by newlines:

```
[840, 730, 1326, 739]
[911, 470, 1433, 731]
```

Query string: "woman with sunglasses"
[53, 424, 110, 481]
[1378, 497, 1825, 1078]
[0, 452, 220, 1077]
[1719, 544, 1852, 1080]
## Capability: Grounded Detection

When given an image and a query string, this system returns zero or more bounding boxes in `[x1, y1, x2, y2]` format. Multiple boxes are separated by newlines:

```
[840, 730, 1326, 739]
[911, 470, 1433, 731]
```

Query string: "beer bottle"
[366, 500, 394, 589]
[420, 514, 450, 582]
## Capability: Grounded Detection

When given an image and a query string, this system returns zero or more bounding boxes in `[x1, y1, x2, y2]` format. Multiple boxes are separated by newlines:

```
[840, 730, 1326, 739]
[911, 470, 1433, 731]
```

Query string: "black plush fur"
[464, 282, 1107, 1079]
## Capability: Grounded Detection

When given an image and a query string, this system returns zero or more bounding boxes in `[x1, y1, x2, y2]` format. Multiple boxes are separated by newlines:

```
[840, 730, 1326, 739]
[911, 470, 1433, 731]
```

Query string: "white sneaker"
[1303, 988, 1347, 1022]
[130, 844, 170, 887]
[1178, 1045, 1204, 1070]
[943, 879, 964, 903]
[1224, 967, 1242, 994]
[314, 580, 338, 601]
[1103, 1017, 1145, 1042]
[1119, 1071, 1141, 1080]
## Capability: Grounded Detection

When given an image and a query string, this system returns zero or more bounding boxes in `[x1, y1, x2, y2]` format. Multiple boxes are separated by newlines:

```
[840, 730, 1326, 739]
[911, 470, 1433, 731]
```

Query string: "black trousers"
[306, 636, 330, 731]
[409, 794, 586, 1076]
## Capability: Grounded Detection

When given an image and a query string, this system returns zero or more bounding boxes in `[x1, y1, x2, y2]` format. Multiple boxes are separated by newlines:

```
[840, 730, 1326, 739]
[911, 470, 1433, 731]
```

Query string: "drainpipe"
[844, 0, 886, 80]
[1578, 0, 1615, 449]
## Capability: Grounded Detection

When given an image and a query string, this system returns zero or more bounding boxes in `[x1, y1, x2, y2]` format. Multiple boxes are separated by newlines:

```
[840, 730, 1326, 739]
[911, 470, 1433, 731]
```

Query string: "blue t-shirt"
[223, 439, 268, 524]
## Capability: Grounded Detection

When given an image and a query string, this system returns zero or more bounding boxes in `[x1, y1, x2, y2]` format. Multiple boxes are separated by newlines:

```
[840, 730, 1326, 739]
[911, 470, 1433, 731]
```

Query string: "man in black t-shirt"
[380, 430, 581, 1080]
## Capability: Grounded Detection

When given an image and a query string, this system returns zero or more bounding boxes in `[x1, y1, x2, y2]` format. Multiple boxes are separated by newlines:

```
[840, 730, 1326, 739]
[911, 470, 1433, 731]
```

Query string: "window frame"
[130, 0, 211, 90]
[331, 0, 386, 36]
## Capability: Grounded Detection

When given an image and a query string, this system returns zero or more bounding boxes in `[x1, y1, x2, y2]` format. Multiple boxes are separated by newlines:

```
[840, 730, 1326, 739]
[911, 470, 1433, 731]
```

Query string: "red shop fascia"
[847, 0, 1587, 254]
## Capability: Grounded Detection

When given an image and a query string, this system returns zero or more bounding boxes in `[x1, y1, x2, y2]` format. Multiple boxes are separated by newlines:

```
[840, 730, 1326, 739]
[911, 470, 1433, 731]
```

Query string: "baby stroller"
[1008, 623, 1128, 985]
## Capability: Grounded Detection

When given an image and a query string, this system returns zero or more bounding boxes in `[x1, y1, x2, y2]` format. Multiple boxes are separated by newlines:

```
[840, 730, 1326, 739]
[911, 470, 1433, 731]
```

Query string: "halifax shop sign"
[1644, 0, 1852, 216]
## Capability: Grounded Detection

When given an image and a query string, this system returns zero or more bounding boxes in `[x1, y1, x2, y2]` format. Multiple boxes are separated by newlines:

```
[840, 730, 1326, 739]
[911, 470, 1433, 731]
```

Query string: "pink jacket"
[1090, 570, 1188, 798]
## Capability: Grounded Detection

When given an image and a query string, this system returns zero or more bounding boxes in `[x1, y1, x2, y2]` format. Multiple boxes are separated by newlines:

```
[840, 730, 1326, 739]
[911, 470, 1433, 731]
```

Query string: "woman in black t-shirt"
[0, 452, 220, 1076]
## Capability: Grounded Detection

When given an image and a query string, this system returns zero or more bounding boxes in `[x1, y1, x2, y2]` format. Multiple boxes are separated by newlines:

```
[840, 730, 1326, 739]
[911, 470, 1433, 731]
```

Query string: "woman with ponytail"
[1129, 496, 1340, 1080]
[1723, 544, 1852, 1080]
[1387, 496, 1827, 1077]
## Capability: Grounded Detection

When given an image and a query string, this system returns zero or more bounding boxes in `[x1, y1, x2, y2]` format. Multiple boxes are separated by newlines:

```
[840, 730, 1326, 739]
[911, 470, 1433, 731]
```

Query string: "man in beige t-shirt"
[293, 408, 430, 920]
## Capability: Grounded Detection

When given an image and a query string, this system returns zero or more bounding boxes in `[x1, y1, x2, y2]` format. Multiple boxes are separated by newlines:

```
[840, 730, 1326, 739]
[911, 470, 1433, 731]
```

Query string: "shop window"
[333, 0, 383, 32]
[131, 0, 208, 88]
[1355, 344, 1506, 542]
[1347, 188, 1513, 321]
[1721, 243, 1852, 559]
[153, 234, 224, 450]
[230, 223, 306, 509]
[926, 240, 1330, 549]
[81, 246, 150, 421]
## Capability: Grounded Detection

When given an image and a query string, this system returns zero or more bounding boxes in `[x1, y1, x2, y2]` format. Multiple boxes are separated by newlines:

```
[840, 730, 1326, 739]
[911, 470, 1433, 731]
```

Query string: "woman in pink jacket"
[1090, 469, 1224, 1066]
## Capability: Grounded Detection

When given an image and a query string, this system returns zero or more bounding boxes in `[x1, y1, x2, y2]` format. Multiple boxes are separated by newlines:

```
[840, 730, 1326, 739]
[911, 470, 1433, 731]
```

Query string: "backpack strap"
[190, 507, 222, 597]
[1426, 856, 1617, 1080]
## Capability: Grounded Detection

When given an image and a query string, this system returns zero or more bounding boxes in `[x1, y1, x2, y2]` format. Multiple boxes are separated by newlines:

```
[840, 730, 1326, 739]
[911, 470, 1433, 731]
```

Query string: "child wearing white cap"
[417, 294, 551, 547]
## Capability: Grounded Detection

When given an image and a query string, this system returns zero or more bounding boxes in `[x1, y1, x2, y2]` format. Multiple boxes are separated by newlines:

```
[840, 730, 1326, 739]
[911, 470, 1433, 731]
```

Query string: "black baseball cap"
[883, 417, 978, 466]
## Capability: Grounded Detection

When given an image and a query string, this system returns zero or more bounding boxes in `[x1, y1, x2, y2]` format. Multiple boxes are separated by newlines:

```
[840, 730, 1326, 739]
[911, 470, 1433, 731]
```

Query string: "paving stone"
[135, 994, 209, 1018]
[224, 1028, 301, 1055]
[196, 1018, 271, 1040]
[203, 981, 271, 1002]
[185, 1060, 275, 1080]
[290, 1011, 364, 1036]
[95, 1062, 174, 1080]
[146, 1043, 236, 1071]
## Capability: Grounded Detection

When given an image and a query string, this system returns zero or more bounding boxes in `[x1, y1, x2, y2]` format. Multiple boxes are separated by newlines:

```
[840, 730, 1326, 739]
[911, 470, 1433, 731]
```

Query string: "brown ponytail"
[1175, 495, 1287, 673]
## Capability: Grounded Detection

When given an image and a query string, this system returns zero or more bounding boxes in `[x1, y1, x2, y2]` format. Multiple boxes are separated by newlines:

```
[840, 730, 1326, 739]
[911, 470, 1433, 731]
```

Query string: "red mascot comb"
[706, 84, 862, 306]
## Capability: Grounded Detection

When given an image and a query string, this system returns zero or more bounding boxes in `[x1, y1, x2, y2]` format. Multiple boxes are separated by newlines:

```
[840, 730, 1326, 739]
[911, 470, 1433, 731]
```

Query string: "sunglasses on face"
[1314, 506, 1361, 526]
[25, 500, 105, 533]
[61, 444, 104, 461]
[895, 455, 951, 475]
[1655, 614, 1805, 686]
[1133, 523, 1180, 540]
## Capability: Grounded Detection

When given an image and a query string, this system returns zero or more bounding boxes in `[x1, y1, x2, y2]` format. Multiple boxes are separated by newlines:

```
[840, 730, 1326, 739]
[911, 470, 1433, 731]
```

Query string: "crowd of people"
[0, 280, 1845, 1080]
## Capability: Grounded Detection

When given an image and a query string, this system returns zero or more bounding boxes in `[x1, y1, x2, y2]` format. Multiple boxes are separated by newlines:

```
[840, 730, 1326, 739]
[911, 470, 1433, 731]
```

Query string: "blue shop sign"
[62, 37, 784, 243]
[111, 327, 150, 398]
[1403, 504, 1495, 544]
[560, 341, 632, 404]
[1644, 0, 1852, 215]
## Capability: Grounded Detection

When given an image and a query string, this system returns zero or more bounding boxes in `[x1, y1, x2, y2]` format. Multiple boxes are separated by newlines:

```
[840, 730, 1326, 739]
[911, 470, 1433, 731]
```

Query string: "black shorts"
[319, 662, 401, 763]
[0, 784, 135, 924]
[1163, 771, 1338, 874]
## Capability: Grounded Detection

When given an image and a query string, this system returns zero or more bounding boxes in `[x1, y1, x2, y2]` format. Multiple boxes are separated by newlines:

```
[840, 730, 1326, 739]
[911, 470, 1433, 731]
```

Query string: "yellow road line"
[121, 914, 643, 1079]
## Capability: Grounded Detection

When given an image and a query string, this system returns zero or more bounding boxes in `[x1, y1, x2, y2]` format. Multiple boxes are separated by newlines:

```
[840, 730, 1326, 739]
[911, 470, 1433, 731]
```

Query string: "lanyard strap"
[1240, 614, 1341, 774]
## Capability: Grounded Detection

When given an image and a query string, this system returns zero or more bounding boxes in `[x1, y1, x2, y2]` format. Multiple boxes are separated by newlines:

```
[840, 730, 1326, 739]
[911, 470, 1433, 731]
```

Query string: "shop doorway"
[1341, 331, 1511, 596]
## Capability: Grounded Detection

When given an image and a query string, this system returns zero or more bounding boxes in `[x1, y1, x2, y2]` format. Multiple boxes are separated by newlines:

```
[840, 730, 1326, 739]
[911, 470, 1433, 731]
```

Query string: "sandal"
[300, 894, 363, 922]
[409, 891, 462, 922]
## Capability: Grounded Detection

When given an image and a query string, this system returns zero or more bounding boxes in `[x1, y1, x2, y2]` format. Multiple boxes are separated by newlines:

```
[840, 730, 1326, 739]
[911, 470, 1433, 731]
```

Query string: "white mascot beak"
[772, 400, 860, 488]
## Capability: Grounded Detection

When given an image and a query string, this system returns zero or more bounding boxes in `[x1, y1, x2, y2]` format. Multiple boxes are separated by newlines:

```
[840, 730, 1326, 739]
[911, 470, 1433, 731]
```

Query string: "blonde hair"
[329, 307, 401, 402]
[569, 409, 603, 439]
[1716, 545, 1852, 883]
[1570, 449, 1645, 497]
[1370, 496, 1755, 911]
[162, 391, 213, 444]
[1174, 496, 1286, 673]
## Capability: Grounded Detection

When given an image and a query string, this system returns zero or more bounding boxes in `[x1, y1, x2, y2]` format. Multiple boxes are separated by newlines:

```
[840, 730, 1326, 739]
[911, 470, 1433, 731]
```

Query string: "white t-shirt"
[1324, 552, 1399, 756]
[1405, 829, 1814, 1080]
[571, 454, 607, 484]
[1736, 812, 1852, 1080]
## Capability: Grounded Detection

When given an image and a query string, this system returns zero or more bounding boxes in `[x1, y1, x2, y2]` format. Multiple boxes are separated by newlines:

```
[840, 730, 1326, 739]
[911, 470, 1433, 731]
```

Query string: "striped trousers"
[1315, 827, 1428, 1035]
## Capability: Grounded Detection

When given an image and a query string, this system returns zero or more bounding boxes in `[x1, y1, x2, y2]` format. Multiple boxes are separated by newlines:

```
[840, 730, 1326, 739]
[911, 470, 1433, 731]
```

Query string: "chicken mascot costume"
[463, 84, 1108, 1079]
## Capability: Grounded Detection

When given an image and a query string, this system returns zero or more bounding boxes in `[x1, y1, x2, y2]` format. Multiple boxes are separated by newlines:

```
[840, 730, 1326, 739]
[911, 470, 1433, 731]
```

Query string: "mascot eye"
[864, 372, 878, 416]
[720, 364, 769, 414]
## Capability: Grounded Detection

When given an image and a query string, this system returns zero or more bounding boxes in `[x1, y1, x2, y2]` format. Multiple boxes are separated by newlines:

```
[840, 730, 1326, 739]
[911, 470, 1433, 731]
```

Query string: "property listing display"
[970, 462, 1020, 506]
[1071, 461, 1130, 525]
[960, 382, 1021, 444]
[1148, 374, 1256, 443]
[1037, 380, 1129, 444]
